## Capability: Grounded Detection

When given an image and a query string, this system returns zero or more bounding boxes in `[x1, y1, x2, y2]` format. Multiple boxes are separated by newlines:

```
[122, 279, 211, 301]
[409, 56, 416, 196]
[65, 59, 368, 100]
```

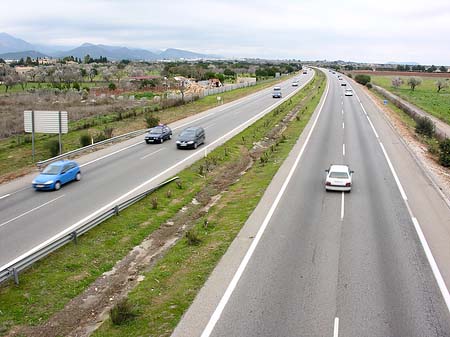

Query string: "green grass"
[0, 82, 100, 93]
[0, 76, 289, 181]
[371, 75, 450, 125]
[0, 70, 325, 336]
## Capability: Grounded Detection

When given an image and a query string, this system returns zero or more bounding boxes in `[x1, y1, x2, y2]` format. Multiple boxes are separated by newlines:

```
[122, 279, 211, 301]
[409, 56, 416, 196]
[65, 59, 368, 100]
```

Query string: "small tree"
[354, 74, 371, 85]
[439, 139, 450, 167]
[439, 66, 448, 73]
[144, 114, 160, 128]
[108, 82, 116, 90]
[407, 77, 422, 91]
[415, 116, 435, 137]
[435, 79, 449, 93]
[391, 77, 403, 88]
[79, 133, 91, 147]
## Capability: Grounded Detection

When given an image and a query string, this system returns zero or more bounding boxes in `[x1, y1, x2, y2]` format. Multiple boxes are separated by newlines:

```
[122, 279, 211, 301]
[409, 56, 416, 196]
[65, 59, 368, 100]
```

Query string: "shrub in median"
[354, 74, 371, 86]
[439, 139, 450, 167]
[110, 299, 136, 325]
[144, 114, 160, 128]
[415, 116, 435, 138]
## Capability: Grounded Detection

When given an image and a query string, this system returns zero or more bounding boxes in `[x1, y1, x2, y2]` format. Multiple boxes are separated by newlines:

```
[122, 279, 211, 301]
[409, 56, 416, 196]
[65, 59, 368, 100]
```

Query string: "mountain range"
[0, 33, 220, 61]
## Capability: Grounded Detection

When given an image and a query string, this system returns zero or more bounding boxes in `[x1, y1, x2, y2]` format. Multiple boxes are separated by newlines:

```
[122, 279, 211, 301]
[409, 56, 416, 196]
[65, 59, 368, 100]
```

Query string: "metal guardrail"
[36, 128, 149, 169]
[0, 176, 179, 285]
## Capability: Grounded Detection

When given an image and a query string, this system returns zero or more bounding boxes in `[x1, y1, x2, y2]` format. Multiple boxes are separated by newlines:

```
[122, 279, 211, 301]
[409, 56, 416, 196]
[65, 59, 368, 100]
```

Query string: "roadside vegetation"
[371, 75, 450, 125]
[0, 75, 288, 183]
[0, 70, 326, 337]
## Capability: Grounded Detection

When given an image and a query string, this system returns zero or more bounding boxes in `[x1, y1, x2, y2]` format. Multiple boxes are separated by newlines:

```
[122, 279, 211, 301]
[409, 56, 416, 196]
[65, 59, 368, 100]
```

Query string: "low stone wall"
[372, 85, 449, 141]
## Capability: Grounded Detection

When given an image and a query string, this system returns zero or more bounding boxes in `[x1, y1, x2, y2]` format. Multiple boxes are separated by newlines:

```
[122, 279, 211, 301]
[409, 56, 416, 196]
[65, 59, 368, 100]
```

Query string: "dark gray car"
[176, 126, 205, 149]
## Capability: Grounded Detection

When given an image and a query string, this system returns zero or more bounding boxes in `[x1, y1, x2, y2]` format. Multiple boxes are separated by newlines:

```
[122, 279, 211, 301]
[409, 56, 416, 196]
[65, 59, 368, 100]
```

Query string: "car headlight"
[187, 141, 194, 144]
[44, 180, 54, 185]
[32, 180, 36, 184]
[176, 140, 181, 144]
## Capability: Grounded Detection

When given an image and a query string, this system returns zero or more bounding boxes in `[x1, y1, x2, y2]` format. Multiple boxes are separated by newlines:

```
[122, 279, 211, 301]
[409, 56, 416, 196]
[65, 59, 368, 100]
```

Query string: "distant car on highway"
[325, 164, 353, 192]
[272, 86, 282, 98]
[32, 160, 81, 191]
[345, 89, 353, 96]
[341, 82, 347, 86]
[292, 81, 299, 87]
[303, 70, 307, 74]
[145, 124, 172, 144]
[176, 126, 205, 149]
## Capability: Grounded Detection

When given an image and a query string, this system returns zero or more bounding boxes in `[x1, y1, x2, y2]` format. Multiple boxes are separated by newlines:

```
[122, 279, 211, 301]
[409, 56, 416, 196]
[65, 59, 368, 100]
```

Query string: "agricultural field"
[370, 74, 450, 125]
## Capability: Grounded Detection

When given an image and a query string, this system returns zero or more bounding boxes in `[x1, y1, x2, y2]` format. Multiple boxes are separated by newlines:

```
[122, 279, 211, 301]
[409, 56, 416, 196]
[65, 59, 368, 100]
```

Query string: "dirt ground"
[7, 92, 303, 337]
[362, 86, 450, 202]
[351, 70, 450, 78]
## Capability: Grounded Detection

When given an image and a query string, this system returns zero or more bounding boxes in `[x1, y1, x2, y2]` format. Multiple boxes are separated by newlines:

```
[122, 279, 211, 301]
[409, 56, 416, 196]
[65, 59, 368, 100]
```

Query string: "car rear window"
[330, 172, 348, 179]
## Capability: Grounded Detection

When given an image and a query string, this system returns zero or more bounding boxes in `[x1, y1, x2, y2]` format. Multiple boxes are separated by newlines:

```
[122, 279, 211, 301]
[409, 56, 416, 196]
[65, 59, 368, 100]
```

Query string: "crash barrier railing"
[36, 128, 149, 169]
[0, 176, 179, 285]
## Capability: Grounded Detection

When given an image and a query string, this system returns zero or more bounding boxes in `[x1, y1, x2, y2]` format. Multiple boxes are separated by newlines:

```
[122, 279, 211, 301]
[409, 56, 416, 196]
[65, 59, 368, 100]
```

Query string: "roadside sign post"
[31, 110, 35, 162]
[58, 111, 62, 155]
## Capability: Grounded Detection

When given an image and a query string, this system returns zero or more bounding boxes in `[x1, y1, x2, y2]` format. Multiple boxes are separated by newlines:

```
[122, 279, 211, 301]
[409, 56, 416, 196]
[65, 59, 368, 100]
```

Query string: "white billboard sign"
[24, 110, 68, 134]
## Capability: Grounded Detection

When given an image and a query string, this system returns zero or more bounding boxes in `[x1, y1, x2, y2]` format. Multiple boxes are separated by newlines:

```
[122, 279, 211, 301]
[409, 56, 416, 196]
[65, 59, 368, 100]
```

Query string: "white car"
[325, 164, 354, 192]
[292, 81, 299, 86]
[345, 89, 353, 96]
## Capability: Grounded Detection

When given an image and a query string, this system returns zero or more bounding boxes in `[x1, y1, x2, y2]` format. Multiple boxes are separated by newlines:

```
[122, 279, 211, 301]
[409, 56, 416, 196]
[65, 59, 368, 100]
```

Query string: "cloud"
[0, 0, 449, 64]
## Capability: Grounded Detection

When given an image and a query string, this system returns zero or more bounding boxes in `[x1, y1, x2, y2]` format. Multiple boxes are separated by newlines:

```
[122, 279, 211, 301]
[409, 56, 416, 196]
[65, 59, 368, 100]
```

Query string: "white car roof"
[329, 164, 349, 172]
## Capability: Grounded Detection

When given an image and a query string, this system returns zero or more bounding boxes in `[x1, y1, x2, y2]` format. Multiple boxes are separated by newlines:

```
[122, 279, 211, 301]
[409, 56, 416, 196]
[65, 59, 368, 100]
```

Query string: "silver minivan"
[176, 126, 205, 149]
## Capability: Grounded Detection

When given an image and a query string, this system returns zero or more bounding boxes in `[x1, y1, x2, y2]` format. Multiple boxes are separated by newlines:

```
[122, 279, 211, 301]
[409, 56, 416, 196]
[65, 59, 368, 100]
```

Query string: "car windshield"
[42, 164, 61, 175]
[273, 87, 281, 91]
[330, 172, 349, 179]
[180, 130, 195, 137]
[150, 128, 163, 134]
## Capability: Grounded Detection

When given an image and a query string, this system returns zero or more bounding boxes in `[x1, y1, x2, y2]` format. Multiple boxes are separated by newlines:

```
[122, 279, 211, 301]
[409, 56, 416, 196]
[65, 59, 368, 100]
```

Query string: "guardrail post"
[9, 268, 19, 285]
[114, 205, 119, 215]
[70, 231, 78, 244]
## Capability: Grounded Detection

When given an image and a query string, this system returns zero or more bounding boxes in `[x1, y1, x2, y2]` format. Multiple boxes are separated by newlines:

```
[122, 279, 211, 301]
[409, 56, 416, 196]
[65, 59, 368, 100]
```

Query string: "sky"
[1, 0, 449, 65]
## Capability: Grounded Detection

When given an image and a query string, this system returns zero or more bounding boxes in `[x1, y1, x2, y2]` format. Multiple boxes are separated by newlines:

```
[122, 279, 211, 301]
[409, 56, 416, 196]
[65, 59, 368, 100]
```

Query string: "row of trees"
[391, 77, 449, 92]
[396, 64, 447, 73]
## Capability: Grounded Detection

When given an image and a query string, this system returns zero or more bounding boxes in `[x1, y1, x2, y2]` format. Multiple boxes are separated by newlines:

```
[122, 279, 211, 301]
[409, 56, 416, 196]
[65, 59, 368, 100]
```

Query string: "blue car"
[32, 160, 81, 191]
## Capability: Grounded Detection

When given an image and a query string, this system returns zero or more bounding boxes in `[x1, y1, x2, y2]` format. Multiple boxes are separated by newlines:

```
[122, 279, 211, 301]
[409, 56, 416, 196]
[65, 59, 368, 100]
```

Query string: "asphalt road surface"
[0, 72, 313, 269]
[172, 71, 450, 337]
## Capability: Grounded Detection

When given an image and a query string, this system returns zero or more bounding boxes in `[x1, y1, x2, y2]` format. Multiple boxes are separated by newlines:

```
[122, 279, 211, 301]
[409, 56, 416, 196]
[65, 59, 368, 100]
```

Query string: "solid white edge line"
[200, 75, 329, 337]
[355, 90, 450, 313]
[0, 73, 315, 273]
[0, 195, 65, 229]
[139, 148, 165, 160]
[0, 194, 10, 200]
[340, 192, 345, 220]
[412, 217, 450, 310]
[333, 317, 339, 337]
[379, 143, 407, 201]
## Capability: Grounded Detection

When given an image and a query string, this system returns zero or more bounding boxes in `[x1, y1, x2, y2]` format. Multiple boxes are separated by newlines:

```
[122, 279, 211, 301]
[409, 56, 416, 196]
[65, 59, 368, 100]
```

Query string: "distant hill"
[387, 61, 420, 66]
[0, 32, 35, 54]
[0, 50, 48, 60]
[0, 32, 221, 61]
[53, 43, 159, 60]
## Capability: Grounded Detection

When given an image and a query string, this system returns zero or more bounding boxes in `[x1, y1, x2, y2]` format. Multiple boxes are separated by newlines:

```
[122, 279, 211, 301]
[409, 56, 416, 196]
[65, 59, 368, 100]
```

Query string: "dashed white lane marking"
[355, 90, 450, 313]
[342, 122, 345, 129]
[0, 194, 11, 200]
[342, 144, 346, 156]
[340, 192, 345, 220]
[199, 76, 330, 337]
[140, 148, 165, 160]
[341, 108, 344, 115]
[334, 317, 340, 337]
[0, 195, 65, 229]
[80, 141, 143, 168]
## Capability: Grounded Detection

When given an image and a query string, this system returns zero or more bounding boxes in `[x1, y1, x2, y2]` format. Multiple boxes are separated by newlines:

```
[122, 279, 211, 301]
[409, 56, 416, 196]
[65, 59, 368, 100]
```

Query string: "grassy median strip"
[0, 70, 325, 336]
[0, 77, 285, 182]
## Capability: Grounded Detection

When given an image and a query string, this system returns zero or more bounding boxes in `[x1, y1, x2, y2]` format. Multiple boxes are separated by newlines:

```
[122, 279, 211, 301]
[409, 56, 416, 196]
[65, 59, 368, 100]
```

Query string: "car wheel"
[169, 134, 172, 140]
[75, 172, 81, 181]
[54, 181, 61, 190]
[160, 138, 164, 144]
[193, 142, 198, 149]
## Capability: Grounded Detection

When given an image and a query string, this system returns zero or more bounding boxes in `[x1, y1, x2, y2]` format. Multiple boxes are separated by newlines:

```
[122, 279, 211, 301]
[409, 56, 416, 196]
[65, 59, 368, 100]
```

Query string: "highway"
[0, 72, 314, 269]
[172, 71, 450, 337]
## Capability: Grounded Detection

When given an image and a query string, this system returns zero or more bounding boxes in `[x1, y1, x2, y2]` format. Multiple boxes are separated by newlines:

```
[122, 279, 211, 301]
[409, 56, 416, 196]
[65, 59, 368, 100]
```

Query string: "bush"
[72, 82, 80, 91]
[110, 299, 136, 325]
[186, 229, 201, 245]
[144, 114, 160, 128]
[79, 133, 91, 147]
[439, 139, 450, 167]
[415, 116, 435, 137]
[354, 74, 371, 85]
[103, 126, 114, 138]
[108, 82, 116, 90]
[45, 139, 60, 157]
[366, 82, 373, 89]
[93, 132, 107, 143]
